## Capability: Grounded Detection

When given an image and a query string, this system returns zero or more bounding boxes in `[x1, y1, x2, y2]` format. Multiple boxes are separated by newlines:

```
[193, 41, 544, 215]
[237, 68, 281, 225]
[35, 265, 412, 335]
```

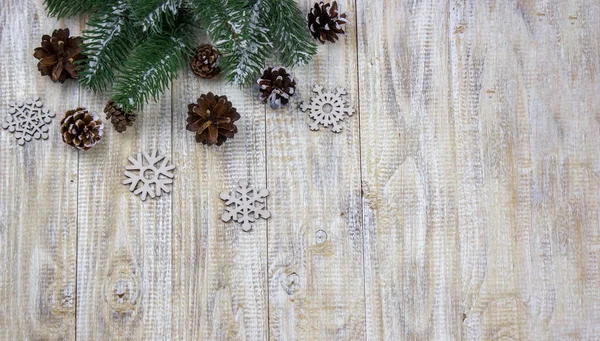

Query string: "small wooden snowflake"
[220, 180, 271, 232]
[300, 85, 355, 133]
[123, 150, 175, 201]
[2, 98, 55, 145]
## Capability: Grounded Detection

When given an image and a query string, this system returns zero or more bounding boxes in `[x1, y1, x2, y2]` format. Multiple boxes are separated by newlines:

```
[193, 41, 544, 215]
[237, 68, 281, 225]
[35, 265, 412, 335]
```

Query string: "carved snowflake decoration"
[2, 98, 55, 145]
[300, 85, 355, 133]
[123, 150, 175, 201]
[220, 180, 271, 232]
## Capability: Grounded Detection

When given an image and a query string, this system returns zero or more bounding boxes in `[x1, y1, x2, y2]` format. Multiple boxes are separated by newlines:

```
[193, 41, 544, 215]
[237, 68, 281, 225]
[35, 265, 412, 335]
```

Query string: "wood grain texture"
[0, 2, 80, 340]
[266, 1, 365, 340]
[171, 63, 268, 340]
[75, 90, 173, 339]
[358, 0, 600, 340]
[2, 0, 600, 340]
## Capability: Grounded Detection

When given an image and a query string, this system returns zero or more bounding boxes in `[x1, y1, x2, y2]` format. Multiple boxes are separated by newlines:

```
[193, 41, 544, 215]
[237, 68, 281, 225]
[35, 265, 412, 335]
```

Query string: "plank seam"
[353, 0, 368, 340]
[264, 101, 270, 341]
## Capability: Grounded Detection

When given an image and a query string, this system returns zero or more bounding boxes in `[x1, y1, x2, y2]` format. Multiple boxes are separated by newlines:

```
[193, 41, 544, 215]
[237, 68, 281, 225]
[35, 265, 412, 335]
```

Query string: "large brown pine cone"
[104, 100, 136, 133]
[308, 1, 348, 44]
[60, 108, 104, 151]
[187, 93, 240, 146]
[257, 67, 296, 109]
[190, 44, 221, 79]
[33, 28, 84, 83]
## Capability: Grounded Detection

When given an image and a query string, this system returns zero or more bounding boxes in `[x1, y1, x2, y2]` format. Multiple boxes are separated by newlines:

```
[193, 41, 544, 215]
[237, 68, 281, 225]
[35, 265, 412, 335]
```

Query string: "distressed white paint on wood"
[171, 64, 268, 339]
[359, 0, 600, 340]
[266, 1, 365, 340]
[75, 92, 173, 339]
[2, 0, 600, 339]
[0, 1, 79, 340]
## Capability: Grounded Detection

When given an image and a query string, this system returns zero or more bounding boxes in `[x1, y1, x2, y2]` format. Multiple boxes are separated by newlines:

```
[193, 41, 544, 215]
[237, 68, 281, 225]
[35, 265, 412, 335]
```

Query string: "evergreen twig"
[192, 0, 271, 85]
[268, 0, 317, 66]
[44, 0, 103, 18]
[44, 0, 319, 111]
[130, 0, 182, 33]
[77, 1, 139, 91]
[111, 13, 196, 112]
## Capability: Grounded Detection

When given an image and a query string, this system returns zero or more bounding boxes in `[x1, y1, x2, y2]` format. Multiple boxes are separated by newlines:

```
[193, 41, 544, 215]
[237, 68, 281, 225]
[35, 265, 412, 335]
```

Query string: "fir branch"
[111, 14, 196, 111]
[129, 0, 182, 33]
[268, 0, 317, 66]
[192, 0, 271, 85]
[44, 0, 104, 18]
[78, 1, 139, 92]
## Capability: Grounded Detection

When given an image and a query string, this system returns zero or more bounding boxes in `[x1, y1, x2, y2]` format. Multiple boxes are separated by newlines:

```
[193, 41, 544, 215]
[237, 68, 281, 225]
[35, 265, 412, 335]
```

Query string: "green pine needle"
[192, 0, 271, 85]
[268, 0, 317, 66]
[111, 13, 195, 112]
[44, 0, 104, 18]
[44, 0, 319, 110]
[129, 0, 182, 33]
[77, 1, 139, 92]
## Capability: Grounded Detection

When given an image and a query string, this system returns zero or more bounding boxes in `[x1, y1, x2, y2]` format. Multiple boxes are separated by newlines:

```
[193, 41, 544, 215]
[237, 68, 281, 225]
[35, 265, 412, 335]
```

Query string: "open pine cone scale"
[187, 93, 240, 146]
[308, 1, 349, 44]
[33, 28, 84, 83]
[60, 108, 103, 150]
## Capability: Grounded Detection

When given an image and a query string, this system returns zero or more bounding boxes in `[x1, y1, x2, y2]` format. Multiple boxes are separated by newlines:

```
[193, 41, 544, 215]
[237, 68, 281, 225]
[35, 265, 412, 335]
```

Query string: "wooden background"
[1, 0, 600, 340]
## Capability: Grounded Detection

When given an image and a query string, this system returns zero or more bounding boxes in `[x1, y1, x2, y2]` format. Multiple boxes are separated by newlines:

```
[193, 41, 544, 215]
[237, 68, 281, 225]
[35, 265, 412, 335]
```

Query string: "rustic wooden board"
[75, 90, 173, 338]
[2, 0, 600, 340]
[266, 0, 365, 340]
[171, 66, 268, 339]
[0, 2, 80, 340]
[358, 0, 600, 340]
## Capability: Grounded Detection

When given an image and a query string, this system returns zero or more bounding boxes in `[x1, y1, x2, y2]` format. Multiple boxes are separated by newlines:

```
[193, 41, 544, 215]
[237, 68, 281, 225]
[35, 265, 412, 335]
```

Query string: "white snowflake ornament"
[2, 98, 55, 145]
[123, 150, 175, 201]
[220, 180, 271, 232]
[300, 85, 355, 133]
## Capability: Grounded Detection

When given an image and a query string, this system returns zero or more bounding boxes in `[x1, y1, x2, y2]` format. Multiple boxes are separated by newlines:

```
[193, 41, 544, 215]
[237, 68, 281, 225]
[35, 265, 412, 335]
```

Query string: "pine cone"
[187, 92, 240, 146]
[33, 28, 84, 83]
[257, 67, 296, 109]
[60, 108, 104, 151]
[190, 44, 221, 79]
[104, 100, 136, 133]
[308, 1, 348, 44]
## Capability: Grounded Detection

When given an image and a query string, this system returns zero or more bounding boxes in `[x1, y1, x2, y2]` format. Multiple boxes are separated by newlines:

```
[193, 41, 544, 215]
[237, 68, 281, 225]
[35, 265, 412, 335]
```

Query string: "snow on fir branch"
[45, 0, 319, 112]
[78, 1, 138, 91]
[268, 0, 317, 66]
[111, 13, 196, 112]
[193, 0, 271, 84]
[131, 0, 183, 33]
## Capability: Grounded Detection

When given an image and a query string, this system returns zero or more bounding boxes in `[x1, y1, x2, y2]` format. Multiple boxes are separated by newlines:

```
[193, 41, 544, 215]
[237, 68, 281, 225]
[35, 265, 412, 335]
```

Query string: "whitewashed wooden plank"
[450, 1, 600, 339]
[266, 1, 365, 340]
[358, 0, 460, 339]
[0, 1, 80, 340]
[75, 92, 173, 338]
[171, 59, 268, 339]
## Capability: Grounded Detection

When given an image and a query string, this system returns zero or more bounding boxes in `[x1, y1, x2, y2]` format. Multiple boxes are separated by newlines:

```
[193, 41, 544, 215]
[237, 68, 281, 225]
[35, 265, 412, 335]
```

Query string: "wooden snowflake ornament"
[2, 98, 55, 145]
[300, 85, 355, 133]
[123, 150, 175, 201]
[220, 180, 271, 232]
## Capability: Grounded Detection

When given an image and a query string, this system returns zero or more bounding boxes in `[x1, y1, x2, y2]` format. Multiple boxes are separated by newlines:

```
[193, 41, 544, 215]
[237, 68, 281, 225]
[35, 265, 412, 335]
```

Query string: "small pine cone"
[308, 1, 349, 44]
[190, 44, 221, 79]
[33, 28, 85, 83]
[60, 108, 104, 151]
[186, 92, 240, 146]
[104, 100, 136, 133]
[257, 67, 296, 109]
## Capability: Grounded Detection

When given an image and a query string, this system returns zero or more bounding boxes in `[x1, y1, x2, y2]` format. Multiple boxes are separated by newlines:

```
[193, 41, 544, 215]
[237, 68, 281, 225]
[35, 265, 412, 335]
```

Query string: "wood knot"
[314, 230, 328, 244]
[281, 273, 300, 296]
[105, 269, 139, 313]
[47, 281, 75, 315]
